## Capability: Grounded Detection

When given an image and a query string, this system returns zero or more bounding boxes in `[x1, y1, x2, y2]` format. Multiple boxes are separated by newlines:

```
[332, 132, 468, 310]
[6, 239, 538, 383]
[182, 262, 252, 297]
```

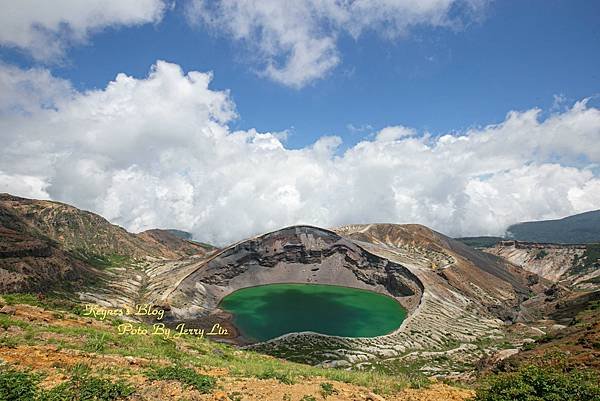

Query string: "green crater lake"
[219, 283, 407, 342]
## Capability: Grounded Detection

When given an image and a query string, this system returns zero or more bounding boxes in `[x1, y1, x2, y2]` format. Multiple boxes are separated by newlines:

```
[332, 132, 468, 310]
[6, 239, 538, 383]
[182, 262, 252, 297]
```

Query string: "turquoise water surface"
[219, 283, 407, 342]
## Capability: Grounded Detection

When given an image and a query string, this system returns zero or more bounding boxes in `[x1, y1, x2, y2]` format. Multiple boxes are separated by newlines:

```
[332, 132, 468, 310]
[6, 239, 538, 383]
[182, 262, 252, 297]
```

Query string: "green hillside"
[507, 210, 600, 244]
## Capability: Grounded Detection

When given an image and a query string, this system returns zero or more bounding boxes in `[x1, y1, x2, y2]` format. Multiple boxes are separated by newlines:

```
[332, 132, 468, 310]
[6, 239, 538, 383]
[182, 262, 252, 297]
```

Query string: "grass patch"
[0, 367, 40, 401]
[256, 366, 296, 384]
[84, 333, 107, 353]
[145, 365, 215, 393]
[0, 366, 132, 401]
[521, 342, 536, 351]
[72, 249, 131, 269]
[41, 372, 133, 401]
[1, 293, 86, 316]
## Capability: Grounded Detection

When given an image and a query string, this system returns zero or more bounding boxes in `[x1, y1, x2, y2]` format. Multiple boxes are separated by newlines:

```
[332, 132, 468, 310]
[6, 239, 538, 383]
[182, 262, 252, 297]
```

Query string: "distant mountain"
[137, 229, 215, 257]
[0, 193, 216, 292]
[507, 210, 600, 244]
[0, 193, 214, 260]
[455, 236, 505, 248]
[164, 229, 217, 249]
[165, 229, 193, 240]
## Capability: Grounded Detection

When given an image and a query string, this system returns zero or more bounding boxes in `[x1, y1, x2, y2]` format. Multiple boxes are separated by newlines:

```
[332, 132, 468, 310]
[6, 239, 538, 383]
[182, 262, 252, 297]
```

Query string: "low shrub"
[319, 382, 337, 398]
[0, 366, 132, 401]
[41, 373, 133, 401]
[0, 367, 39, 401]
[475, 365, 600, 401]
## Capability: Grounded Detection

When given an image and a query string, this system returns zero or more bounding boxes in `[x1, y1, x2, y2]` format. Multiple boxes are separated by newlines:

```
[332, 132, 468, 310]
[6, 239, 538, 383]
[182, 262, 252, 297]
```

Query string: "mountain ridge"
[0, 193, 213, 260]
[0, 193, 216, 293]
[507, 209, 600, 244]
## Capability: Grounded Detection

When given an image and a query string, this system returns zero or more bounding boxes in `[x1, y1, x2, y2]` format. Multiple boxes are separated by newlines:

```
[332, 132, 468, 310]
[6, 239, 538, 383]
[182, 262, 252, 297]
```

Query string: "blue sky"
[1, 0, 599, 243]
[2, 1, 599, 149]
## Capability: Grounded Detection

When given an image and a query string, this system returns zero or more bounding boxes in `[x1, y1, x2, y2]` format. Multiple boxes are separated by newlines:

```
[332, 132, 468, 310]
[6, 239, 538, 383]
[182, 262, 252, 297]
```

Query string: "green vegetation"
[319, 382, 337, 398]
[256, 367, 296, 384]
[72, 249, 131, 269]
[84, 333, 108, 353]
[3, 291, 599, 401]
[582, 275, 600, 285]
[573, 243, 600, 274]
[145, 365, 215, 393]
[0, 367, 39, 401]
[475, 366, 600, 401]
[455, 236, 504, 248]
[521, 342, 536, 351]
[1, 293, 86, 316]
[506, 210, 600, 244]
[0, 366, 132, 401]
[534, 249, 548, 260]
[587, 300, 600, 310]
[41, 372, 133, 401]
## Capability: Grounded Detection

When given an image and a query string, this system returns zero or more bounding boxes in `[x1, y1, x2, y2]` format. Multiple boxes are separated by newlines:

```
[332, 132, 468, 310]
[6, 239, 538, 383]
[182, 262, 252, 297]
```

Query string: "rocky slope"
[476, 239, 600, 377]
[0, 194, 215, 294]
[138, 229, 216, 258]
[485, 240, 600, 291]
[0, 193, 212, 260]
[479, 293, 600, 376]
[0, 199, 98, 292]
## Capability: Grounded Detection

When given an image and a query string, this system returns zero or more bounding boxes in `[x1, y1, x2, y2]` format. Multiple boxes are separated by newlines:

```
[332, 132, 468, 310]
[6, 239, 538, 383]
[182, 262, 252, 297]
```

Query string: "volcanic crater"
[164, 226, 424, 343]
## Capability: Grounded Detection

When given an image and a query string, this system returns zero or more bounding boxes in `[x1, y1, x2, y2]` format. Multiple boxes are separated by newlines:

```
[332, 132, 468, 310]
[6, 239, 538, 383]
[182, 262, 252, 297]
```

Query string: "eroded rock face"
[484, 240, 600, 294]
[485, 241, 586, 282]
[167, 226, 423, 321]
[0, 205, 94, 293]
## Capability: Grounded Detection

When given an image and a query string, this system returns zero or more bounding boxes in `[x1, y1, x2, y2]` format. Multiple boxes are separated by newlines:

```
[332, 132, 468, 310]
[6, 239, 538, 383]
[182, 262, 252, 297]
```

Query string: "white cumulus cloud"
[186, 0, 487, 87]
[0, 0, 167, 60]
[0, 61, 599, 245]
